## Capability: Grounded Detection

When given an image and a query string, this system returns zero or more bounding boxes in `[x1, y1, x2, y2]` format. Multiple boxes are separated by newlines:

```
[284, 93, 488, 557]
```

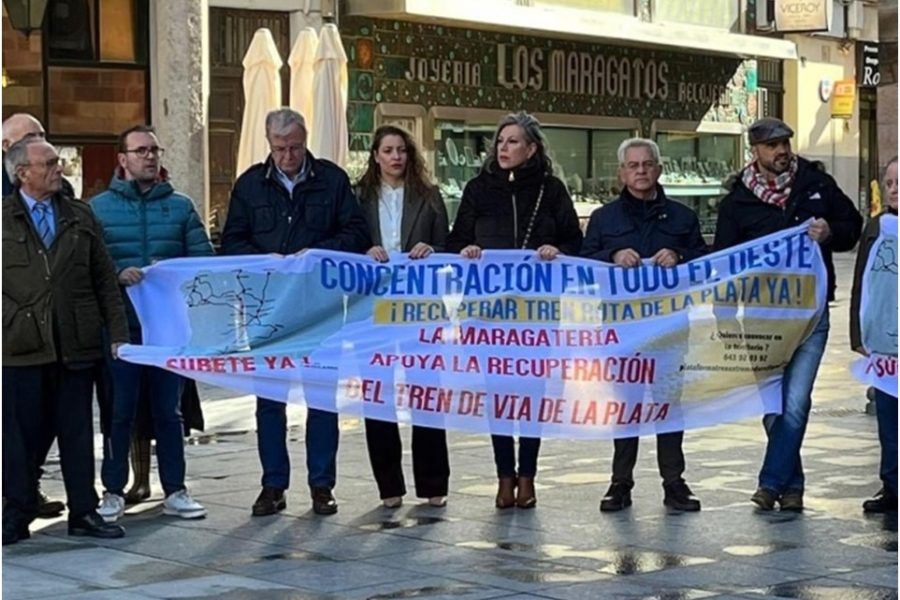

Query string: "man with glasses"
[581, 137, 707, 514]
[1, 113, 75, 519]
[89, 125, 214, 524]
[221, 107, 369, 516]
[3, 137, 129, 544]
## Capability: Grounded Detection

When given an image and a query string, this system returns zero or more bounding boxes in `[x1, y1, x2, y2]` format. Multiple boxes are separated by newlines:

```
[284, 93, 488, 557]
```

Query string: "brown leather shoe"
[311, 487, 338, 515]
[516, 477, 537, 509]
[779, 490, 804, 512]
[495, 477, 516, 509]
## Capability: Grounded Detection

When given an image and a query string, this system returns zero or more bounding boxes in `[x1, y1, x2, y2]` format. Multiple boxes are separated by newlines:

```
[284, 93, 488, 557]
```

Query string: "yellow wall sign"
[830, 79, 856, 119]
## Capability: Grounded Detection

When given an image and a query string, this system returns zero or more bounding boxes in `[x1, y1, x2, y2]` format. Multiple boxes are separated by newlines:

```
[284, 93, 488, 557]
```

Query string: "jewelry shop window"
[655, 131, 740, 235]
[434, 120, 633, 226]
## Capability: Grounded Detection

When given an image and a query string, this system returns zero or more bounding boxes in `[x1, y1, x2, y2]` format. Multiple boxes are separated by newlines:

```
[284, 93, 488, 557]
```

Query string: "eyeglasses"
[124, 146, 165, 158]
[24, 157, 66, 170]
[624, 161, 658, 171]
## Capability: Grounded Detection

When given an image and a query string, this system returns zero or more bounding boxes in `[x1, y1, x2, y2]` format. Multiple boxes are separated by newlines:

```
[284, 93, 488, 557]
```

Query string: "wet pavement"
[4, 253, 897, 599]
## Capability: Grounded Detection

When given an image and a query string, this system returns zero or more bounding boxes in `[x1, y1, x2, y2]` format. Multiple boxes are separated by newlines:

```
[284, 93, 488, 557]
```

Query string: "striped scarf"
[741, 157, 798, 208]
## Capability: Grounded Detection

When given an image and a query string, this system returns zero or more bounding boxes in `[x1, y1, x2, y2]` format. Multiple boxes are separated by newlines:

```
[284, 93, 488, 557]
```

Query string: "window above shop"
[46, 0, 149, 65]
[533, 0, 636, 15]
[652, 0, 741, 32]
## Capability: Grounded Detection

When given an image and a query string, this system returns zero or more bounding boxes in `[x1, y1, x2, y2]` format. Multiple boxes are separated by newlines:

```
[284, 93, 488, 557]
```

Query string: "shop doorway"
[208, 8, 290, 239]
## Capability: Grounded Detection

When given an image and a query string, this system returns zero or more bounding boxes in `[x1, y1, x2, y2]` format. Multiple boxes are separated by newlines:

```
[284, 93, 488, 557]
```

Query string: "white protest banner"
[120, 222, 827, 439]
[852, 213, 898, 396]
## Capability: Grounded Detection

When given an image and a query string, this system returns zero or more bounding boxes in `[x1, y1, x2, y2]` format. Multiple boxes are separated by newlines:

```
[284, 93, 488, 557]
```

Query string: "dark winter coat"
[90, 171, 214, 331]
[446, 158, 583, 254]
[220, 152, 370, 256]
[3, 190, 128, 366]
[714, 157, 863, 301]
[581, 185, 707, 263]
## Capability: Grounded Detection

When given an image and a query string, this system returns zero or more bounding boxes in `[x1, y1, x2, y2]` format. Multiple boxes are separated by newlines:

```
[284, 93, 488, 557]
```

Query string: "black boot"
[663, 481, 701, 511]
[863, 488, 898, 514]
[124, 438, 152, 505]
[599, 482, 632, 512]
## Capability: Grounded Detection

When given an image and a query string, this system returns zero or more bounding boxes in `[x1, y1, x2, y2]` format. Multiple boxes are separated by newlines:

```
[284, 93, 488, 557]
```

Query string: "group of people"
[1, 105, 895, 548]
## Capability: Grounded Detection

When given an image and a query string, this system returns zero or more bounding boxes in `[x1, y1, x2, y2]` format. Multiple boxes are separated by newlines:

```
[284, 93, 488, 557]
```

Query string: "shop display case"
[433, 117, 636, 226]
[654, 127, 742, 235]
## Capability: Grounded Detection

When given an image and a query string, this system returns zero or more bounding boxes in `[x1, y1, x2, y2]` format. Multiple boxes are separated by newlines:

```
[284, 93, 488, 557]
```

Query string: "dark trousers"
[256, 398, 338, 490]
[3, 364, 99, 523]
[364, 419, 449, 498]
[101, 361, 185, 497]
[492, 435, 540, 478]
[874, 389, 898, 497]
[32, 363, 109, 486]
[611, 432, 685, 488]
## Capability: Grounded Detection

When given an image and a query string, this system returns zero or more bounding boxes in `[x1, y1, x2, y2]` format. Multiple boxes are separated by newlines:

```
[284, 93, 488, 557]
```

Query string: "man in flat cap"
[714, 117, 862, 512]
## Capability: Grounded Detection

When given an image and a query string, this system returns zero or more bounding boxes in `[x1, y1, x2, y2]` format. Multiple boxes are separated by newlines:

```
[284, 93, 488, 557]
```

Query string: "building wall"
[783, 34, 859, 199]
[150, 0, 209, 221]
[878, 83, 897, 165]
[878, 0, 898, 169]
[2, 10, 43, 119]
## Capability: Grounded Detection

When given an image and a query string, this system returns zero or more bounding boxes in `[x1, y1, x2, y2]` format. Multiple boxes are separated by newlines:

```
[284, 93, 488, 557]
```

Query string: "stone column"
[150, 0, 210, 222]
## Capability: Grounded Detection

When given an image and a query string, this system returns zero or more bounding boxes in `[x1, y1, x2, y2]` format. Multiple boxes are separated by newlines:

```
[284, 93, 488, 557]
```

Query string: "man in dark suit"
[3, 137, 129, 544]
[221, 107, 370, 516]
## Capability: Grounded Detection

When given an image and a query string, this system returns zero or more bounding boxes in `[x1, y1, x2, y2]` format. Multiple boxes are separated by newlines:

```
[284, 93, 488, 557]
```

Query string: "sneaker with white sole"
[163, 490, 207, 519]
[97, 492, 126, 523]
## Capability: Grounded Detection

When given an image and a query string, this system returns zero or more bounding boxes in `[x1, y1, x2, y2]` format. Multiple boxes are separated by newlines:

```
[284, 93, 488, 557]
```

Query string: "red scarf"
[741, 157, 798, 208]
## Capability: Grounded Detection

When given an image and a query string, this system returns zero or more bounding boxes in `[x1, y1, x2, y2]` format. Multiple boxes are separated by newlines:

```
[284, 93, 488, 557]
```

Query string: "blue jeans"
[101, 361, 185, 497]
[874, 388, 898, 497]
[256, 398, 338, 490]
[758, 309, 830, 494]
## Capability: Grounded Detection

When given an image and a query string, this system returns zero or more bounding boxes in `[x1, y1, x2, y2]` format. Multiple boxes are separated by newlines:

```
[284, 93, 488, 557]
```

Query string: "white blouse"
[378, 183, 404, 252]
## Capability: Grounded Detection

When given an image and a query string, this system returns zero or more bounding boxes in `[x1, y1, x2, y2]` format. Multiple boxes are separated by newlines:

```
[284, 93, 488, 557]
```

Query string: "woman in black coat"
[357, 125, 451, 509]
[446, 112, 583, 508]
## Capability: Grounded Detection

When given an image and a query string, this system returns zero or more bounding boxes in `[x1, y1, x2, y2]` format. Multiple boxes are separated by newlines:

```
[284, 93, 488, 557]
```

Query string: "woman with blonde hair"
[446, 112, 583, 508]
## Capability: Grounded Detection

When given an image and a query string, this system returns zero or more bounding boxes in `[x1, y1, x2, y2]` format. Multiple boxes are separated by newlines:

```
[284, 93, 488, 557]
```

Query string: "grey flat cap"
[748, 117, 794, 145]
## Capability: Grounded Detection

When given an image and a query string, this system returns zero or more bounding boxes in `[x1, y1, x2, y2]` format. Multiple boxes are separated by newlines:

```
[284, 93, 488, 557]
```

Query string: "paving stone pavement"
[4, 253, 897, 599]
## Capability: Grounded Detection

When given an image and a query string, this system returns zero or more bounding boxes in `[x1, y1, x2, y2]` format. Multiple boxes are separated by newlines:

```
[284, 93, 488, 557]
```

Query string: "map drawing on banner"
[122, 223, 827, 440]
[183, 269, 286, 351]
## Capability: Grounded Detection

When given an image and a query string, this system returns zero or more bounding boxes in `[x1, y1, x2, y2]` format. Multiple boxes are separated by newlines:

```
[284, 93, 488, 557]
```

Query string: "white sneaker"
[163, 489, 207, 519]
[98, 492, 125, 523]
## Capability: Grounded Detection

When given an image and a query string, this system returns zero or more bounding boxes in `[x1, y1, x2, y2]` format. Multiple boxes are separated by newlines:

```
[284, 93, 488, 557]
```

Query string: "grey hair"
[4, 137, 46, 186]
[617, 138, 661, 165]
[885, 155, 898, 176]
[483, 111, 553, 176]
[265, 108, 307, 138]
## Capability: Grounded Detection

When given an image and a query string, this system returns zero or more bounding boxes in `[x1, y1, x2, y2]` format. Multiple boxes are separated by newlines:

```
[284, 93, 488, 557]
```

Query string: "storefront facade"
[341, 16, 768, 234]
[2, 0, 151, 201]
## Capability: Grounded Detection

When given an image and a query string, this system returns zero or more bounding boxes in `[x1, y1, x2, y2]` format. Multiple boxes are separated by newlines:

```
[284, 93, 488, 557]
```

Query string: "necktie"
[32, 202, 54, 247]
